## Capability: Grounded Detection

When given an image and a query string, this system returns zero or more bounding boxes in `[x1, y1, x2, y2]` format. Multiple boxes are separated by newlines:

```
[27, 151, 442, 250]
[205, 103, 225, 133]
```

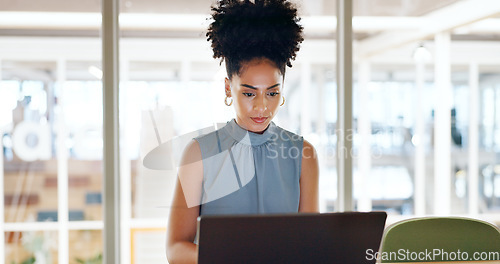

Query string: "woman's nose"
[253, 96, 267, 111]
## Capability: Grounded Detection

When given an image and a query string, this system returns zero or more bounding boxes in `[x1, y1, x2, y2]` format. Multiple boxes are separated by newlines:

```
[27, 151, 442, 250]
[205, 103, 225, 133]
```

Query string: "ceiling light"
[412, 43, 431, 63]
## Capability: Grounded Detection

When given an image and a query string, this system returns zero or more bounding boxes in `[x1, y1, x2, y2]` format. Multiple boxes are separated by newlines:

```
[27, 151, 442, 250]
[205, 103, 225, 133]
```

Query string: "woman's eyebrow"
[240, 83, 280, 90]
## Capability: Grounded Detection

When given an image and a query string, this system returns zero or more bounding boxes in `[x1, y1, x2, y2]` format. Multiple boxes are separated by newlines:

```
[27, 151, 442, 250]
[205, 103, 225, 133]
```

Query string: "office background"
[1, 0, 500, 263]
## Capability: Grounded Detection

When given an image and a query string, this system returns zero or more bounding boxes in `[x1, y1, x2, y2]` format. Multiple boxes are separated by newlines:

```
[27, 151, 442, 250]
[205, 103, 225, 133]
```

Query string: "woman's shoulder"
[178, 138, 202, 168]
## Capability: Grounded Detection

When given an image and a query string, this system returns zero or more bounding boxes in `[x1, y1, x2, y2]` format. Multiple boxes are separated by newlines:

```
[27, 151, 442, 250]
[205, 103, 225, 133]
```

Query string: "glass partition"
[0, 1, 102, 263]
[352, 0, 500, 221]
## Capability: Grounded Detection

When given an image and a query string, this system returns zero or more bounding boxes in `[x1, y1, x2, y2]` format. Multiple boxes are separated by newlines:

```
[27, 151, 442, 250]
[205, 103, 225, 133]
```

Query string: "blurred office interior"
[1, 0, 500, 263]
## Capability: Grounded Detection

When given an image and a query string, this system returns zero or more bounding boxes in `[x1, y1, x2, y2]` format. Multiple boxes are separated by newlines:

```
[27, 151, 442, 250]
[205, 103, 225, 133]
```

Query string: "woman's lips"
[251, 117, 268, 123]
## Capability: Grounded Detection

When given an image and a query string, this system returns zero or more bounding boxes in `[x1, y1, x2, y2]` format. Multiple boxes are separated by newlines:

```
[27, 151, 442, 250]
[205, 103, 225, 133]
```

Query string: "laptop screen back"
[197, 212, 387, 264]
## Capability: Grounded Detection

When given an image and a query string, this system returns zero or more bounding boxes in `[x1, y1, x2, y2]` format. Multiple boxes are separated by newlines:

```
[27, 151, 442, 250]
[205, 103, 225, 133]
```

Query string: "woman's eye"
[268, 92, 280, 96]
[243, 93, 254, 97]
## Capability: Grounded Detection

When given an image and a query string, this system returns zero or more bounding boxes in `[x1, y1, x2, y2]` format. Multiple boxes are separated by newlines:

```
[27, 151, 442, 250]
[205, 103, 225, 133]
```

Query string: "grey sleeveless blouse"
[194, 118, 304, 215]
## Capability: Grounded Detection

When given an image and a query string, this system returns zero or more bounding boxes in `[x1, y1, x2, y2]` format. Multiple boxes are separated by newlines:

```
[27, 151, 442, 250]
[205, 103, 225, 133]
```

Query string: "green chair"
[378, 217, 500, 263]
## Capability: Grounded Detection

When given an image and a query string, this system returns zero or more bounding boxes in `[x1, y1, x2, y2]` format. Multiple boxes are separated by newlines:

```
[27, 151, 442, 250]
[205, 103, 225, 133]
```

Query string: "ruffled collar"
[224, 118, 277, 146]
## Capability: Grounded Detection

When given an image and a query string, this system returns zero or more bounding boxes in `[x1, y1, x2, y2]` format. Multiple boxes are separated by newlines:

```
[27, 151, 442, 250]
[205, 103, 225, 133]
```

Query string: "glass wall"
[480, 77, 500, 212]
[0, 1, 103, 263]
[352, 1, 500, 220]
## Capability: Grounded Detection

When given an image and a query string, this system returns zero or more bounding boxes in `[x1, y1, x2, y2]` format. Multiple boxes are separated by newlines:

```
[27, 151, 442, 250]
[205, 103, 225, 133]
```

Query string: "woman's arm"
[298, 139, 319, 212]
[166, 140, 203, 264]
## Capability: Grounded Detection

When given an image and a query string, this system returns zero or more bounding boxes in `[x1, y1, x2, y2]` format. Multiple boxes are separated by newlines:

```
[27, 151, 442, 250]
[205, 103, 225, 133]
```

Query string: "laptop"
[197, 212, 387, 264]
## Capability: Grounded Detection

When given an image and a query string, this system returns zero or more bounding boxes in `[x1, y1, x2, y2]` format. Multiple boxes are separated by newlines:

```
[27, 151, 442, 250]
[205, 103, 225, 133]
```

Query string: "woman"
[166, 0, 319, 263]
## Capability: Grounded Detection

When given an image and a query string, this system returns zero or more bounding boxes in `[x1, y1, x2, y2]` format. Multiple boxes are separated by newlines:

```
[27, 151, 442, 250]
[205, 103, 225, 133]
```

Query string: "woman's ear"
[224, 77, 231, 97]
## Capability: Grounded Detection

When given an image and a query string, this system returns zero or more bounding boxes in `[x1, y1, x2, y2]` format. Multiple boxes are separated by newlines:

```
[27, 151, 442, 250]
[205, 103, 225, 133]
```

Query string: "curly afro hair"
[206, 0, 304, 79]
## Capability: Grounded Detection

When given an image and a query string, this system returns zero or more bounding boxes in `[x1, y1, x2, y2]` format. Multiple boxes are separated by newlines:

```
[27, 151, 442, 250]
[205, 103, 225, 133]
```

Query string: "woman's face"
[225, 58, 283, 134]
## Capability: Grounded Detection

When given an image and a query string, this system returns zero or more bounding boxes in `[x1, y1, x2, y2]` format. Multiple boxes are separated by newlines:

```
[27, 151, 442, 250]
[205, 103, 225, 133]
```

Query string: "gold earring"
[280, 96, 285, 106]
[225, 96, 233, 106]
